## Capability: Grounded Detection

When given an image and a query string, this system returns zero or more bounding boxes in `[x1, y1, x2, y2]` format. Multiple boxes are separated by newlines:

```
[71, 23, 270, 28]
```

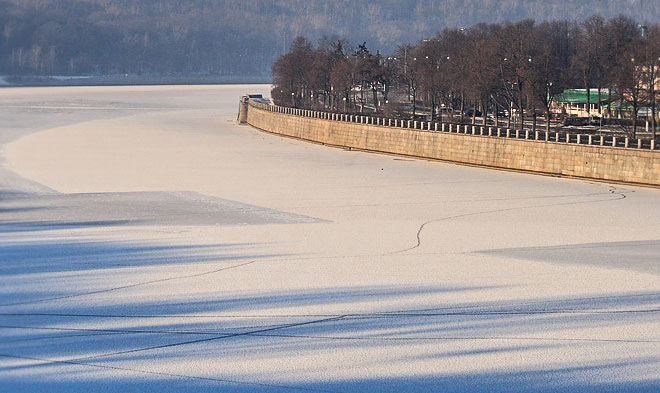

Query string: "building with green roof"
[551, 89, 615, 117]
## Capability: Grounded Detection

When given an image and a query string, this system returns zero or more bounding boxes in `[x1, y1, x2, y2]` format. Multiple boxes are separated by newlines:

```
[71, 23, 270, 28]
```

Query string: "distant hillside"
[1, 0, 659, 81]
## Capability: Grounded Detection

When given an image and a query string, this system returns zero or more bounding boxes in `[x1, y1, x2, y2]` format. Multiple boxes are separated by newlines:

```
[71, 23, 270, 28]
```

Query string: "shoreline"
[0, 75, 272, 88]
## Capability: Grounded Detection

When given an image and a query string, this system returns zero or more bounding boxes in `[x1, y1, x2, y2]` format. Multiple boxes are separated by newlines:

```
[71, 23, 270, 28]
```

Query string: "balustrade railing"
[249, 101, 658, 151]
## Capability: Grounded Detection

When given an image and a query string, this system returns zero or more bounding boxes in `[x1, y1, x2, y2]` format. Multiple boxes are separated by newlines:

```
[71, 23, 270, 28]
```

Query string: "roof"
[553, 89, 614, 104]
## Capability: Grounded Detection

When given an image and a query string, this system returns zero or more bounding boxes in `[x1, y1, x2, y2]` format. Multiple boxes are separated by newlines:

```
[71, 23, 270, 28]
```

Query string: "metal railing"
[249, 101, 658, 151]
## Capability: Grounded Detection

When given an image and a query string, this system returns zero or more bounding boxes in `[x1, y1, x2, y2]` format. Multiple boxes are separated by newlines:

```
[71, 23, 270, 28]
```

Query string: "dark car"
[463, 108, 482, 117]
[562, 117, 588, 126]
[588, 116, 604, 126]
[488, 109, 507, 118]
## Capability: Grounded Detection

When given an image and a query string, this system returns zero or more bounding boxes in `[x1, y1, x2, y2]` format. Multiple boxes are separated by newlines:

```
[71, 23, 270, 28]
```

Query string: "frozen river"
[1, 85, 659, 392]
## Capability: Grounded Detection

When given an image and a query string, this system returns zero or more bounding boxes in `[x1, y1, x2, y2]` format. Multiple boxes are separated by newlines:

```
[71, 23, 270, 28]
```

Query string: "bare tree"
[523, 21, 569, 133]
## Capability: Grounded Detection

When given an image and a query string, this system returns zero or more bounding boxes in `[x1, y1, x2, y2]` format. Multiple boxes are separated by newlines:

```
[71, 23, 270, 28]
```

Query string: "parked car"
[463, 108, 482, 117]
[562, 117, 588, 126]
[588, 116, 603, 126]
[488, 109, 507, 118]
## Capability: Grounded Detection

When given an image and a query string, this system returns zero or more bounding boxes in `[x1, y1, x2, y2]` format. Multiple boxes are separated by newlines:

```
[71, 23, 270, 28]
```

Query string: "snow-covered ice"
[1, 85, 659, 392]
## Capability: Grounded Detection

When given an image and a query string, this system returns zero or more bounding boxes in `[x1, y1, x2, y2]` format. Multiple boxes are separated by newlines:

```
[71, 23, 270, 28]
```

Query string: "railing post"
[612, 137, 617, 147]
[624, 137, 629, 148]
[435, 123, 439, 131]
[506, 129, 511, 138]
[488, 127, 492, 136]
[651, 139, 656, 150]
[577, 134, 581, 144]
[637, 139, 642, 149]
[588, 135, 593, 145]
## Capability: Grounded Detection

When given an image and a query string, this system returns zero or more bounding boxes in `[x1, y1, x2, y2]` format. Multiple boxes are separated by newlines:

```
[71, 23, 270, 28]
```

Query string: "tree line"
[2, 0, 658, 83]
[0, 0, 275, 77]
[271, 16, 660, 137]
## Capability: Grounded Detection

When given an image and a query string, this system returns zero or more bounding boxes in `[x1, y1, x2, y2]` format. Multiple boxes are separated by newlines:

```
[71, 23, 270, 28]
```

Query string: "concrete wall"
[245, 102, 660, 187]
[237, 96, 248, 124]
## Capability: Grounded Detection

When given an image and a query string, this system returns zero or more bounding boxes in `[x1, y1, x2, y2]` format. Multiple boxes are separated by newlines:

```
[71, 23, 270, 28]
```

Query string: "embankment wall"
[245, 101, 660, 187]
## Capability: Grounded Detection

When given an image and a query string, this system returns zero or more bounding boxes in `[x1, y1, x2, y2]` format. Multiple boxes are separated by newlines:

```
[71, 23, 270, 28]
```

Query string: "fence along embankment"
[243, 99, 660, 187]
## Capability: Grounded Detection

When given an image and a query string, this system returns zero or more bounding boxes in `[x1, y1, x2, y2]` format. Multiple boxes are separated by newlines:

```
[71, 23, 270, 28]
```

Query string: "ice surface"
[1, 85, 659, 392]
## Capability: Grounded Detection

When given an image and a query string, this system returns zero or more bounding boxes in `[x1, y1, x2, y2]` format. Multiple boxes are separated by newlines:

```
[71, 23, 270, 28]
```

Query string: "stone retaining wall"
[245, 100, 660, 187]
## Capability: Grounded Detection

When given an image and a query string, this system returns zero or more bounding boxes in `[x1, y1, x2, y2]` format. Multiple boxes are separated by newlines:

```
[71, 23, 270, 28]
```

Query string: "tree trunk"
[518, 84, 524, 132]
[460, 93, 465, 123]
[585, 81, 591, 118]
[482, 100, 487, 126]
[412, 90, 417, 118]
[431, 95, 436, 122]
[651, 74, 657, 140]
[633, 108, 638, 139]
